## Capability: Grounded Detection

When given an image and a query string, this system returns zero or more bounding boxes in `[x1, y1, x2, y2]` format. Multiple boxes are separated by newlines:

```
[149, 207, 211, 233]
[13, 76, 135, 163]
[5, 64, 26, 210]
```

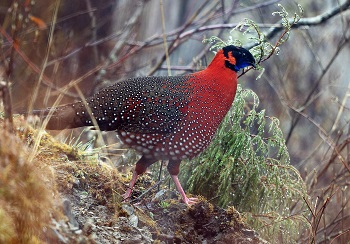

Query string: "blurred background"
[1, 0, 349, 242]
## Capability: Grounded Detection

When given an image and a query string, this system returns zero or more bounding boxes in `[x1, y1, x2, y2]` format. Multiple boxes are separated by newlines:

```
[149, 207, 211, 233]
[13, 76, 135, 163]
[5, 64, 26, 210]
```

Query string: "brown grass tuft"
[0, 126, 55, 243]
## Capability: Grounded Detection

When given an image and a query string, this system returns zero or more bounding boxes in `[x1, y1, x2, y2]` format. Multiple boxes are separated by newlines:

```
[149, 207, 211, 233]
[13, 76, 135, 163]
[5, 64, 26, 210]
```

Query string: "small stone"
[122, 204, 135, 216]
[128, 214, 138, 227]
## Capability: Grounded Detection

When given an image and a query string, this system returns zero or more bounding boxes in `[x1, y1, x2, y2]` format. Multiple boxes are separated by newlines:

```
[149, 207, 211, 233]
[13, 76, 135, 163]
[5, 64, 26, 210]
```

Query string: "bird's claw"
[122, 188, 133, 202]
[183, 197, 198, 206]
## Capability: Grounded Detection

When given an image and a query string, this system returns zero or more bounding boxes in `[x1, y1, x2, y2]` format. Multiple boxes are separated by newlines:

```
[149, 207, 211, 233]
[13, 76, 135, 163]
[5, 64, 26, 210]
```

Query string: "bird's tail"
[31, 103, 91, 130]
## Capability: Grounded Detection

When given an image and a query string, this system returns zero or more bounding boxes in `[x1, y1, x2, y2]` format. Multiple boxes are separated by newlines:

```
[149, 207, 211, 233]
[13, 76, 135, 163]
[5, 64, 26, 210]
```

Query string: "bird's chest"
[118, 77, 236, 161]
[168, 80, 236, 157]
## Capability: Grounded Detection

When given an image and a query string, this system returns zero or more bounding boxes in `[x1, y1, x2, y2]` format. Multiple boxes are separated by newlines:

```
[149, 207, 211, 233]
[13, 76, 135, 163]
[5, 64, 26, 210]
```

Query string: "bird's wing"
[88, 75, 192, 134]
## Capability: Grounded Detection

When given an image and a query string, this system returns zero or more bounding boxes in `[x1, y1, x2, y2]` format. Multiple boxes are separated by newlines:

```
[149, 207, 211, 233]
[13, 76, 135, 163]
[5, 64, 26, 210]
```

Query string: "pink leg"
[170, 174, 198, 206]
[123, 156, 156, 201]
[123, 170, 139, 201]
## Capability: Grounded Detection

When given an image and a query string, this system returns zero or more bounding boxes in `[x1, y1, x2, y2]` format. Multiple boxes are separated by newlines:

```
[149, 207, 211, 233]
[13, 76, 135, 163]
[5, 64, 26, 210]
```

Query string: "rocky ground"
[0, 118, 268, 243]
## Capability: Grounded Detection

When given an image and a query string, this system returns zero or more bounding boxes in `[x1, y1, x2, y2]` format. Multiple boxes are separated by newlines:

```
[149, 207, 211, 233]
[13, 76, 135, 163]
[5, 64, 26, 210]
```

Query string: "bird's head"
[222, 45, 256, 72]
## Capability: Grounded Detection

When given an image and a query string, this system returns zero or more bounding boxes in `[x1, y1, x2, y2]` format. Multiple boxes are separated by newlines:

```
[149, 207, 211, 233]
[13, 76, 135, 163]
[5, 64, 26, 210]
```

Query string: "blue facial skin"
[222, 45, 256, 72]
[235, 60, 256, 71]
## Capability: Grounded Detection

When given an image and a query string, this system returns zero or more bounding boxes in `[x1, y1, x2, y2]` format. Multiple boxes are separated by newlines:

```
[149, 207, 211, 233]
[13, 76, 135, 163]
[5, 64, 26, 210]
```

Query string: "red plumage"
[33, 45, 255, 205]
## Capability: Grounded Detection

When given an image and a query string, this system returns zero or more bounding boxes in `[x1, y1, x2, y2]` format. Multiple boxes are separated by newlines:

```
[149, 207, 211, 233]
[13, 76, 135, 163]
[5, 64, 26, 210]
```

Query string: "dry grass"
[0, 117, 127, 242]
[0, 122, 56, 243]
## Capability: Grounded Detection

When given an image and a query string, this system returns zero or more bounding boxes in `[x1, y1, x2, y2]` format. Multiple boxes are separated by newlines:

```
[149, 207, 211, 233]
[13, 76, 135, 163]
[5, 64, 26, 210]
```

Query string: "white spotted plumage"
[37, 45, 256, 205]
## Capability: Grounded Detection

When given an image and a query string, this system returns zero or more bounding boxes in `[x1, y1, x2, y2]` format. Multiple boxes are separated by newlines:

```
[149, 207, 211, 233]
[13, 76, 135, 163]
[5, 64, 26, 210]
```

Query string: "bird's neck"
[206, 50, 236, 75]
[185, 53, 237, 118]
[202, 50, 238, 90]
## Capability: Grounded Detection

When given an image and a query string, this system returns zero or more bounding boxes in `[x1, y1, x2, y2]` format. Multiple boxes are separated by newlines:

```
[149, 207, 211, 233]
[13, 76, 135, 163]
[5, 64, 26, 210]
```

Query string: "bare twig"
[28, 0, 61, 162]
[263, 0, 350, 45]
[285, 36, 350, 144]
[28, 0, 60, 113]
[0, 26, 79, 99]
[148, 0, 213, 75]
[286, 103, 350, 175]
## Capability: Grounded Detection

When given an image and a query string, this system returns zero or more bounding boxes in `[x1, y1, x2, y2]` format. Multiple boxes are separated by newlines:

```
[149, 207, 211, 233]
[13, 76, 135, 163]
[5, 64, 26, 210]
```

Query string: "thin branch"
[28, 0, 60, 113]
[263, 0, 350, 44]
[148, 0, 213, 75]
[317, 137, 350, 182]
[0, 26, 79, 99]
[286, 103, 350, 175]
[285, 35, 350, 144]
[39, 0, 350, 79]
